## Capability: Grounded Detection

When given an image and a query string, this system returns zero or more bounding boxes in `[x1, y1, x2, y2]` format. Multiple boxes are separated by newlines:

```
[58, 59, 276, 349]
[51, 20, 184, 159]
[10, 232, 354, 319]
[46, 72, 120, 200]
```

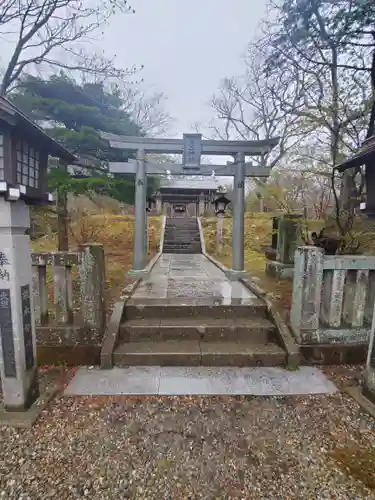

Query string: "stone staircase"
[162, 217, 201, 254]
[113, 300, 287, 367]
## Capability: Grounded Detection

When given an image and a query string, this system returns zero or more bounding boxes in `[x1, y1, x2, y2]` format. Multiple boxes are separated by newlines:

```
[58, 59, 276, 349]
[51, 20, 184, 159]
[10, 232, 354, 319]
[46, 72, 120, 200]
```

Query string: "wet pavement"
[64, 366, 337, 396]
[130, 254, 258, 306]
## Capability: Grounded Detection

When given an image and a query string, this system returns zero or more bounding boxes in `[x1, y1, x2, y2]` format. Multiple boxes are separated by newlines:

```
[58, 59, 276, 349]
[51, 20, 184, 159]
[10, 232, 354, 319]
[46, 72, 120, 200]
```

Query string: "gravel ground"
[0, 367, 375, 499]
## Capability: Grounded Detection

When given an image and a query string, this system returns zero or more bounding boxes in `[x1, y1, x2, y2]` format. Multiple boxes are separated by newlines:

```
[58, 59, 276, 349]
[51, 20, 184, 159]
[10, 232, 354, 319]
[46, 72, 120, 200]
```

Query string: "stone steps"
[163, 240, 201, 245]
[119, 317, 276, 343]
[164, 235, 201, 240]
[163, 248, 201, 254]
[124, 301, 268, 320]
[113, 300, 287, 367]
[163, 246, 201, 251]
[113, 340, 286, 367]
[163, 217, 202, 254]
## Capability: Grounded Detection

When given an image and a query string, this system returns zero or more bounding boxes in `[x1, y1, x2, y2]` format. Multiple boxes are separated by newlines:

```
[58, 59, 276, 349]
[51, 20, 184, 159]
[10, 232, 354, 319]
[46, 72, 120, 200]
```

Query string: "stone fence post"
[277, 214, 303, 265]
[78, 243, 106, 331]
[290, 246, 324, 343]
[266, 214, 302, 280]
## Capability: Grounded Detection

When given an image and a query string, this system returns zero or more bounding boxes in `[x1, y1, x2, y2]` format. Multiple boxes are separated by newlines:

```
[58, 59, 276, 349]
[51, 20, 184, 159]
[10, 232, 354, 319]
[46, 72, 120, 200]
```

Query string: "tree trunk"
[364, 36, 375, 216]
[366, 38, 375, 139]
[57, 161, 69, 251]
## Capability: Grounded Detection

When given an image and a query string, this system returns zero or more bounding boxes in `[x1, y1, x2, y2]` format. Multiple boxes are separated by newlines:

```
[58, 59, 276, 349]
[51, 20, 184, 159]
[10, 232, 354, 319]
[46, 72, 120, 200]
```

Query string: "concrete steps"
[119, 317, 276, 343]
[163, 217, 202, 254]
[163, 247, 201, 254]
[124, 301, 268, 320]
[113, 340, 286, 367]
[114, 300, 288, 367]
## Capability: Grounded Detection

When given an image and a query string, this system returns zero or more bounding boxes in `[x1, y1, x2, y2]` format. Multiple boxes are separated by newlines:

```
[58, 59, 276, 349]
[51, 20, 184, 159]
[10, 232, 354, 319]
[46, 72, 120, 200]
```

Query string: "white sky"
[1, 0, 267, 172]
[100, 0, 267, 137]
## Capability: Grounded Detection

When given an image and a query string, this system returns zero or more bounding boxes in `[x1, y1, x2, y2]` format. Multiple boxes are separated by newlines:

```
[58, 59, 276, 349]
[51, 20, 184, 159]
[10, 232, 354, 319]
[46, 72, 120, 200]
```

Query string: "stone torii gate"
[101, 132, 279, 280]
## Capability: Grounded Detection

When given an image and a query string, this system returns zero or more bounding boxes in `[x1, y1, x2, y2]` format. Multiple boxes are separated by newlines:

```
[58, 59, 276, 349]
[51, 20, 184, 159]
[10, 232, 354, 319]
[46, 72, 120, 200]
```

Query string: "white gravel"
[1, 375, 375, 499]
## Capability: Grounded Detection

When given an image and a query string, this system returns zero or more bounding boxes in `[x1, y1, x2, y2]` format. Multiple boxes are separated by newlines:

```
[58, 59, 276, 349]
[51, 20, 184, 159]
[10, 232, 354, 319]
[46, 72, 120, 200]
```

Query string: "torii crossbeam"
[101, 132, 279, 280]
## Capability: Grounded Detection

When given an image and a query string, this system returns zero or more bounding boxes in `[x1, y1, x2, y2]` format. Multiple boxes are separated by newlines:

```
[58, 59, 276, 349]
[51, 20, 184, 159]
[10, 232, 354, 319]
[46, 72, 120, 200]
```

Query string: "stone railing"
[31, 244, 105, 364]
[290, 246, 375, 345]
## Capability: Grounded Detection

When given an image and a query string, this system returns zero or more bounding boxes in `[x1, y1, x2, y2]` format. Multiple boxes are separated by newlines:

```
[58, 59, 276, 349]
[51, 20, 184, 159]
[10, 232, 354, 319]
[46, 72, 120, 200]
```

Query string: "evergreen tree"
[11, 73, 159, 205]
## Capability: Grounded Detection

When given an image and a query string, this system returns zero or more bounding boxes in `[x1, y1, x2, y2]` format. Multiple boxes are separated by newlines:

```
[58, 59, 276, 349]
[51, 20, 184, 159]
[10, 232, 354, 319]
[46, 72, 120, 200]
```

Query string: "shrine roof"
[160, 178, 219, 191]
[336, 135, 375, 172]
[0, 96, 76, 162]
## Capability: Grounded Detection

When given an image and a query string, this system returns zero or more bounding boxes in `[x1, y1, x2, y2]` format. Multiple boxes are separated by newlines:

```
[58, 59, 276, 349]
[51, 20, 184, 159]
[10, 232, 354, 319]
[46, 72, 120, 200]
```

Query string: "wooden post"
[217, 214, 224, 255]
[290, 246, 324, 343]
[57, 160, 69, 251]
[78, 244, 105, 331]
[271, 217, 279, 250]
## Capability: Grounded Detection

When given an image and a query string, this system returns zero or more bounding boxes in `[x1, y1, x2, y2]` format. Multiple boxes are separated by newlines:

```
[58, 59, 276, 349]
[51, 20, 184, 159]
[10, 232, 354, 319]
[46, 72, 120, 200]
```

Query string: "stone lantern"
[213, 192, 231, 215]
[146, 195, 156, 213]
[0, 97, 75, 413]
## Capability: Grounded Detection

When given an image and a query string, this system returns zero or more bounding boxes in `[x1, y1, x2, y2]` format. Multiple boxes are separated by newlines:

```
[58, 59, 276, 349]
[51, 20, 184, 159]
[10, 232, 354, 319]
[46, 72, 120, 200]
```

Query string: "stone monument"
[0, 96, 75, 411]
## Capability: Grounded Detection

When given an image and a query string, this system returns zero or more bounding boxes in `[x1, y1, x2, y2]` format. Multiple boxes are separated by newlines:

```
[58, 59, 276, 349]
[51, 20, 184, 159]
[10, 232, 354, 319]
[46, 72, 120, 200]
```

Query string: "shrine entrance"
[159, 178, 219, 218]
[101, 133, 279, 280]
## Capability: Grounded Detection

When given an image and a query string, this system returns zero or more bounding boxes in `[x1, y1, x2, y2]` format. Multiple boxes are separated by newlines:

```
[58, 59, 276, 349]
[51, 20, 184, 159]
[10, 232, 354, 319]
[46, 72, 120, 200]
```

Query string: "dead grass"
[330, 445, 375, 490]
[202, 214, 293, 312]
[31, 214, 162, 314]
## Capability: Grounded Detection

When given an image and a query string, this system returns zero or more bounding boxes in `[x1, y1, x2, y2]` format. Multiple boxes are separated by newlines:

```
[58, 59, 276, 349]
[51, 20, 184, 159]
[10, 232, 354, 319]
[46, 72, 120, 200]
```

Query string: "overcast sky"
[101, 0, 267, 137]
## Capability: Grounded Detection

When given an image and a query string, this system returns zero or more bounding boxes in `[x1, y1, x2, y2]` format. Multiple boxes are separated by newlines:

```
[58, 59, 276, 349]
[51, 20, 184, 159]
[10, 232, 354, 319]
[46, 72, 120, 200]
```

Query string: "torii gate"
[101, 132, 279, 280]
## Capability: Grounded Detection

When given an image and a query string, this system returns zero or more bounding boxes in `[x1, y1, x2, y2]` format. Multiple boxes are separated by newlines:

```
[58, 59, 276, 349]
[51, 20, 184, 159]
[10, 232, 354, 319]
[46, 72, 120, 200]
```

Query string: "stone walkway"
[64, 366, 337, 396]
[130, 253, 258, 305]
[66, 253, 337, 396]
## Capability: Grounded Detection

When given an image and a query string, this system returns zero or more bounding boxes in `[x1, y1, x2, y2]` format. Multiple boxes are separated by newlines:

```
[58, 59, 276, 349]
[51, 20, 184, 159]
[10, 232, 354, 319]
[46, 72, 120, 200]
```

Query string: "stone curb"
[160, 215, 167, 253]
[202, 250, 301, 368]
[343, 385, 375, 420]
[100, 299, 133, 370]
[100, 221, 165, 370]
[197, 217, 206, 254]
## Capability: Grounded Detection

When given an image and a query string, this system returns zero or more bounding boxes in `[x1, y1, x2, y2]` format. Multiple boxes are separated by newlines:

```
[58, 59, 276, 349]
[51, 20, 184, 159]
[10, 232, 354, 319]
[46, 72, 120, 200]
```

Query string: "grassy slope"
[32, 215, 162, 313]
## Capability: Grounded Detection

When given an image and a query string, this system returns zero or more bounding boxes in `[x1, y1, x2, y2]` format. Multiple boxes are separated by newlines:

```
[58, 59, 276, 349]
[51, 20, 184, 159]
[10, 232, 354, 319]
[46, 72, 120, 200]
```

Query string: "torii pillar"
[130, 149, 148, 276]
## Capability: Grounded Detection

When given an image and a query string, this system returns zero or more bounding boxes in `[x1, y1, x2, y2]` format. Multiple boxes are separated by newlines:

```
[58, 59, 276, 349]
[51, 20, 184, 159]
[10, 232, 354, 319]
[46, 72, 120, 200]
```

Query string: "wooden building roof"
[0, 96, 76, 163]
[336, 136, 375, 172]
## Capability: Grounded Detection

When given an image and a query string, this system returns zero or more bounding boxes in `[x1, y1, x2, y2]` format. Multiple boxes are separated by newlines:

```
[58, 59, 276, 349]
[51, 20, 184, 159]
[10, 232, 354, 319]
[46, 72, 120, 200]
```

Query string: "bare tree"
[0, 0, 137, 95]
[206, 43, 308, 171]
[261, 0, 374, 240]
[120, 86, 173, 136]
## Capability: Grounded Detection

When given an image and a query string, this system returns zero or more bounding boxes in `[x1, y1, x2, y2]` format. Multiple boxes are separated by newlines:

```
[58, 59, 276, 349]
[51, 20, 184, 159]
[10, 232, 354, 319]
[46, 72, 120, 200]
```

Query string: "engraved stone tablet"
[0, 289, 16, 377]
[21, 284, 34, 370]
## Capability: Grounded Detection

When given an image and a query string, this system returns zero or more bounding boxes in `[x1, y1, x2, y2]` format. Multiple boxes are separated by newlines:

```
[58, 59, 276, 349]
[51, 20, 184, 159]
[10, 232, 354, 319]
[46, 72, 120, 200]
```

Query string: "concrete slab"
[64, 366, 337, 396]
[64, 366, 161, 395]
[130, 254, 258, 307]
[240, 366, 337, 396]
[158, 367, 250, 395]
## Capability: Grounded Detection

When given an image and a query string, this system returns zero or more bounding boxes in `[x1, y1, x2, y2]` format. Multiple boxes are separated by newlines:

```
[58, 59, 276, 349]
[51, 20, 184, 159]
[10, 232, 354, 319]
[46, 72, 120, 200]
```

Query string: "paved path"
[65, 253, 338, 396]
[65, 366, 337, 396]
[131, 253, 258, 305]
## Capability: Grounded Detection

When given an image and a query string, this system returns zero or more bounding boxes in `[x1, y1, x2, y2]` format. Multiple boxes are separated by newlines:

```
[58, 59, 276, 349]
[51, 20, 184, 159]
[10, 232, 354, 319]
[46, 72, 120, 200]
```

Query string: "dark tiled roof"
[336, 136, 375, 172]
[0, 96, 76, 162]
